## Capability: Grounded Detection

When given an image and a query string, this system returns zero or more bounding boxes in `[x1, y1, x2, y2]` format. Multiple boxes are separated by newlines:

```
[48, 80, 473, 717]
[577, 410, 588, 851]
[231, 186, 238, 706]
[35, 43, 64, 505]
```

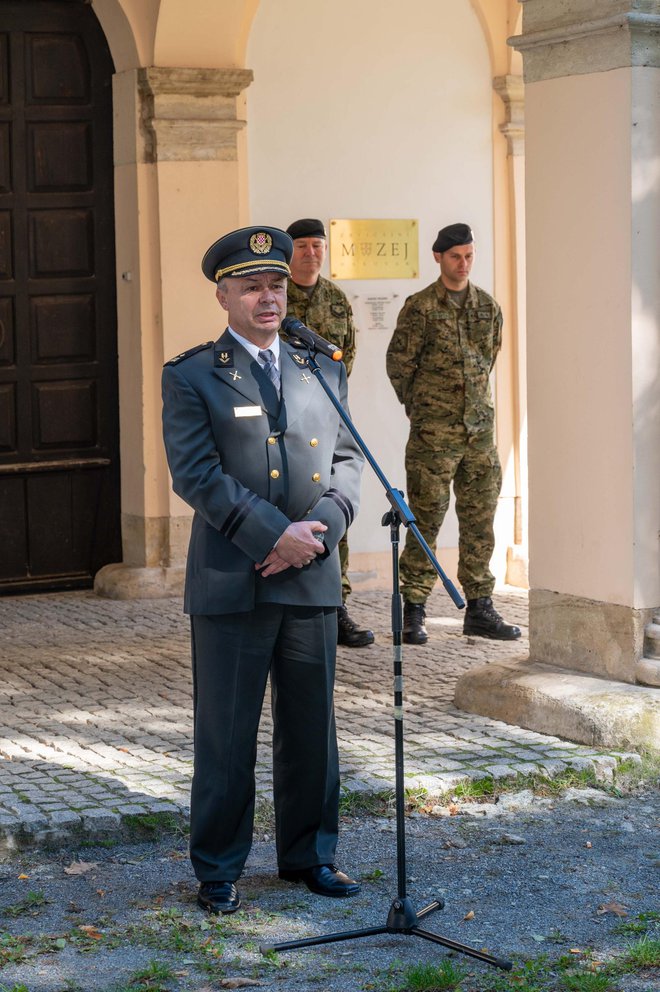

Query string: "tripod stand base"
[260, 896, 512, 971]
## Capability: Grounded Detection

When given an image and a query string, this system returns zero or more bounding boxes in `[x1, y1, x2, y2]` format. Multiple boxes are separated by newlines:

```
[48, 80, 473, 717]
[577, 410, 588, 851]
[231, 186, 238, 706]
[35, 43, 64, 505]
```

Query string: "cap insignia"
[249, 232, 273, 255]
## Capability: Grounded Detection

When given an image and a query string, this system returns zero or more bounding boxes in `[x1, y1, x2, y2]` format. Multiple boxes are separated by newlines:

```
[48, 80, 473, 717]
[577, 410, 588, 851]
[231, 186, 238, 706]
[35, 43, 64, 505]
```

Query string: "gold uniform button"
[267, 436, 277, 445]
[312, 473, 321, 482]
[309, 438, 319, 447]
[270, 469, 280, 479]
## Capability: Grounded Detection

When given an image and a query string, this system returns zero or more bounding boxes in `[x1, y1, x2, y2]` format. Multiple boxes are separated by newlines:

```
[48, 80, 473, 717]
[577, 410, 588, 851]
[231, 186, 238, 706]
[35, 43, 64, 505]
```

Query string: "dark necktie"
[258, 349, 281, 394]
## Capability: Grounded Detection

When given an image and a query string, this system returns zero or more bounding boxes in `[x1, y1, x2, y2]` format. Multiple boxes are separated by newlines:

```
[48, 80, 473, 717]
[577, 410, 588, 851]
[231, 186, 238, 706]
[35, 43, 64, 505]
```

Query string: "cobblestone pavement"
[0, 587, 635, 851]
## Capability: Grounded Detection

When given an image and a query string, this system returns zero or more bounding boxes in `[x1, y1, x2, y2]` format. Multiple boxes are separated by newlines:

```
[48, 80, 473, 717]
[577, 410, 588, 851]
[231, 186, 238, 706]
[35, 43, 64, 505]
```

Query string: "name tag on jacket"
[234, 405, 263, 418]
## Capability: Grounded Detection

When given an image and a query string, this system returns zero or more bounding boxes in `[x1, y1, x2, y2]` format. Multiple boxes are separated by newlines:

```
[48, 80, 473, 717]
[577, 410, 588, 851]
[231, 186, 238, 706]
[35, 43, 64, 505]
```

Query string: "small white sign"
[353, 293, 400, 332]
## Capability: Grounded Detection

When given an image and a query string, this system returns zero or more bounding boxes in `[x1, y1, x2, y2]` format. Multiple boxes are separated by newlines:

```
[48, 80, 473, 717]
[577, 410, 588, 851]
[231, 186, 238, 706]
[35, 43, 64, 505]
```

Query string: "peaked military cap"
[432, 223, 473, 254]
[202, 226, 293, 282]
[286, 218, 327, 240]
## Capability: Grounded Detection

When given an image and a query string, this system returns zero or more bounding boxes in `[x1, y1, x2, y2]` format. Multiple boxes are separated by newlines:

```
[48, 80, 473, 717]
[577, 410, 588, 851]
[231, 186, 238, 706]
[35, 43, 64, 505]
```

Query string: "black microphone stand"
[260, 345, 512, 972]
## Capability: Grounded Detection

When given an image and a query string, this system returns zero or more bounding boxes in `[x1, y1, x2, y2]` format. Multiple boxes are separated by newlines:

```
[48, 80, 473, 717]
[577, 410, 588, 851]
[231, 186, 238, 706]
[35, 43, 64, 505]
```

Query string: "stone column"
[95, 67, 253, 599]
[454, 1, 660, 748]
[516, 0, 660, 684]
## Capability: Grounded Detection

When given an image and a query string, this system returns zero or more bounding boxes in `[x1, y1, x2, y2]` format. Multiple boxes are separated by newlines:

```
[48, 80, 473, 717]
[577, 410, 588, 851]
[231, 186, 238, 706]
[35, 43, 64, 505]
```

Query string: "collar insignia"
[215, 348, 234, 367]
[230, 369, 242, 381]
[292, 352, 308, 367]
[300, 372, 312, 384]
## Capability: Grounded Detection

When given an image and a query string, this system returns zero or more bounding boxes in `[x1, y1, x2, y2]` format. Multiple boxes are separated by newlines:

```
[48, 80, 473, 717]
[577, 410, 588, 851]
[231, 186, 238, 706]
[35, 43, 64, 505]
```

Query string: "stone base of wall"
[530, 589, 654, 684]
[455, 657, 660, 751]
[94, 563, 185, 600]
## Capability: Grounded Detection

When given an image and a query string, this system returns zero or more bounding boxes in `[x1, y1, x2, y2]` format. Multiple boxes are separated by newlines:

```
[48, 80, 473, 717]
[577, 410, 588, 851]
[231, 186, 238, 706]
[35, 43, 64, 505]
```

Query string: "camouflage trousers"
[400, 427, 502, 603]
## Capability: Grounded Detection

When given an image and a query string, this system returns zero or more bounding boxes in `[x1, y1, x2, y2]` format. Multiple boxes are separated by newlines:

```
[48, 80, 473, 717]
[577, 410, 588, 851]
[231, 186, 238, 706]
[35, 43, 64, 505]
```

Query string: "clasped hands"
[255, 521, 327, 578]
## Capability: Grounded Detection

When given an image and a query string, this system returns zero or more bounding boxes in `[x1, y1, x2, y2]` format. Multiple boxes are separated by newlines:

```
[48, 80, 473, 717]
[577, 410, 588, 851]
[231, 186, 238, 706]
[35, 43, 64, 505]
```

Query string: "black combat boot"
[402, 602, 428, 645]
[463, 597, 521, 640]
[337, 604, 375, 647]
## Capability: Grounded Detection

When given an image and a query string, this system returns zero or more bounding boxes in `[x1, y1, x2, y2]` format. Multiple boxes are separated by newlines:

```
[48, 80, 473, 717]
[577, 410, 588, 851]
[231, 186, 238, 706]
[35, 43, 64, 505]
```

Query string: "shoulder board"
[164, 341, 213, 367]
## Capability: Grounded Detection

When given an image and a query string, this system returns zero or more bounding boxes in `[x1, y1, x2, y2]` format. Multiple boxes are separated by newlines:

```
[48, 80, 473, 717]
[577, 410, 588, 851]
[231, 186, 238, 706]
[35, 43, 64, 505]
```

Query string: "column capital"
[137, 66, 254, 163]
[509, 1, 660, 83]
[493, 74, 525, 156]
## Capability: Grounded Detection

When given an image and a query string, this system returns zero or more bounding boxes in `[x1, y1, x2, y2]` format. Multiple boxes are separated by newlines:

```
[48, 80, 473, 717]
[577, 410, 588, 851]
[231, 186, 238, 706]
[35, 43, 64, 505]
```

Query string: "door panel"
[0, 0, 121, 593]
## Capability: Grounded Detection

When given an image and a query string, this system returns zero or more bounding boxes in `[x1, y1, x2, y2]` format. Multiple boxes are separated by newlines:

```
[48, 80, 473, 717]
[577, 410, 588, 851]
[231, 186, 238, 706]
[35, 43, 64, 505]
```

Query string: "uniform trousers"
[400, 427, 502, 603]
[189, 604, 340, 882]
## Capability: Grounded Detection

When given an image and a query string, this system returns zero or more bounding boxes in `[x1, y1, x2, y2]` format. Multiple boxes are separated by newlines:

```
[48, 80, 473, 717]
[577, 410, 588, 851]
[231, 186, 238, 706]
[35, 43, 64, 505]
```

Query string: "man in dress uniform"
[386, 223, 521, 645]
[162, 226, 365, 914]
[285, 218, 374, 648]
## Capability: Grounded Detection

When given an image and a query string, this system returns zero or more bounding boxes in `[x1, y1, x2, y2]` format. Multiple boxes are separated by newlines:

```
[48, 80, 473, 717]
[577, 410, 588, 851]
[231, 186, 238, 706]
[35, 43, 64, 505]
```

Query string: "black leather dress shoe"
[278, 864, 361, 898]
[197, 881, 241, 914]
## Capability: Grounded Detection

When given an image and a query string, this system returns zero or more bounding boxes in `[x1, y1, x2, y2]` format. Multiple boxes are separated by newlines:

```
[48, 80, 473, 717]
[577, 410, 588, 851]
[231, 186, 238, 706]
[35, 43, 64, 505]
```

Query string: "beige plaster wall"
[246, 0, 521, 591]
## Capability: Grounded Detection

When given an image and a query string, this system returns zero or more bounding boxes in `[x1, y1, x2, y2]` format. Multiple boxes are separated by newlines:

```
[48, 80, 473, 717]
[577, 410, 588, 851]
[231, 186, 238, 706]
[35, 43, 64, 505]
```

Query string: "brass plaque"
[329, 219, 418, 280]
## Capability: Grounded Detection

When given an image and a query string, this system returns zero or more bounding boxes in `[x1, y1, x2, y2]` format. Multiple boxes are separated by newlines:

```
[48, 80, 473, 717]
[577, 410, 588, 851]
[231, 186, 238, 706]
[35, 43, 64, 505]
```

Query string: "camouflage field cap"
[286, 218, 327, 240]
[202, 226, 293, 282]
[432, 223, 473, 253]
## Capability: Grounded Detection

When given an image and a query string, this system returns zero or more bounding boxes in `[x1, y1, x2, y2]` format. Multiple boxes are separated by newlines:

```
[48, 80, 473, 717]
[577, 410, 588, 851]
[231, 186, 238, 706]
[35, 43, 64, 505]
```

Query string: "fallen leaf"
[569, 948, 583, 955]
[448, 804, 460, 816]
[96, 889, 105, 897]
[464, 910, 475, 921]
[18, 873, 29, 880]
[597, 901, 628, 917]
[78, 925, 103, 940]
[64, 861, 99, 875]
[218, 980, 262, 989]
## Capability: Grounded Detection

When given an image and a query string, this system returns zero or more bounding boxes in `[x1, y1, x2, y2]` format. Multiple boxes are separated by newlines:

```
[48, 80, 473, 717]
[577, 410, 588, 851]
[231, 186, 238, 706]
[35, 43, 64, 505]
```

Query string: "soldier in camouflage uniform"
[386, 223, 521, 644]
[283, 218, 373, 648]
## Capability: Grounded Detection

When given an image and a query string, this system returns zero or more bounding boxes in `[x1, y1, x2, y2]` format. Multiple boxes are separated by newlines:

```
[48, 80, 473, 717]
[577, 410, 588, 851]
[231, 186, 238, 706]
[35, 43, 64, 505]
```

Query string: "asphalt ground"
[0, 788, 658, 991]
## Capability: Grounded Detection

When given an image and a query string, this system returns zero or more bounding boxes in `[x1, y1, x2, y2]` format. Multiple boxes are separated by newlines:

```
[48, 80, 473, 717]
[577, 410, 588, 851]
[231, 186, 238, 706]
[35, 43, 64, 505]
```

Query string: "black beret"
[286, 218, 327, 240]
[201, 226, 293, 282]
[432, 223, 473, 254]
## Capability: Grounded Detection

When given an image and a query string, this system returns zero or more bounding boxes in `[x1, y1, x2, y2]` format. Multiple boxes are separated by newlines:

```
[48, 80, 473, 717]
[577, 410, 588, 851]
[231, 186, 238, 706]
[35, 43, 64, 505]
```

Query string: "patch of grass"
[253, 797, 275, 834]
[121, 812, 185, 839]
[612, 910, 660, 936]
[612, 936, 660, 972]
[610, 750, 660, 793]
[399, 958, 466, 990]
[362, 867, 385, 881]
[0, 933, 29, 966]
[560, 973, 618, 991]
[111, 959, 177, 992]
[3, 890, 48, 917]
[0, 984, 31, 992]
[339, 787, 394, 817]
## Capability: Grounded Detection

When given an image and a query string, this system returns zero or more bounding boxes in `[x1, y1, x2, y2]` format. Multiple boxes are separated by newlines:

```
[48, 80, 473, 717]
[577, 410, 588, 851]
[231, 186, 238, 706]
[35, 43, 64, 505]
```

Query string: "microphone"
[280, 316, 343, 362]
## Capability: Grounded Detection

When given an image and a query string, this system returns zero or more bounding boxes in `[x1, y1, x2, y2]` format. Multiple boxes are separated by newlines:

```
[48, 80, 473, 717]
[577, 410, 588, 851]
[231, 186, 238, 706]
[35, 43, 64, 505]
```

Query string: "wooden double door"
[0, 0, 121, 593]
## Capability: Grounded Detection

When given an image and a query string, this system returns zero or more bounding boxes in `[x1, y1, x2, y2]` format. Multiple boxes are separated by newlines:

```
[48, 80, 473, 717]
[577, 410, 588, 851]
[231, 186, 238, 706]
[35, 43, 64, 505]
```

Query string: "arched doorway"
[0, 0, 121, 593]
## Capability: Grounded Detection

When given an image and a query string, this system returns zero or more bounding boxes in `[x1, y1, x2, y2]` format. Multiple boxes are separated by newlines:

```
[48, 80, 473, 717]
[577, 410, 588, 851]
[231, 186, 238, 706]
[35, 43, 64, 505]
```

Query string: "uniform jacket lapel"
[279, 342, 319, 430]
[211, 328, 280, 413]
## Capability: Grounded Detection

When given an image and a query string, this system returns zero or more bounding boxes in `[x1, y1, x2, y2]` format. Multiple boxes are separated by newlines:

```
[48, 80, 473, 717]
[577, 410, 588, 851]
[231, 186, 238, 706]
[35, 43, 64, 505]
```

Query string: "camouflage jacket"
[386, 279, 502, 435]
[285, 276, 357, 376]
